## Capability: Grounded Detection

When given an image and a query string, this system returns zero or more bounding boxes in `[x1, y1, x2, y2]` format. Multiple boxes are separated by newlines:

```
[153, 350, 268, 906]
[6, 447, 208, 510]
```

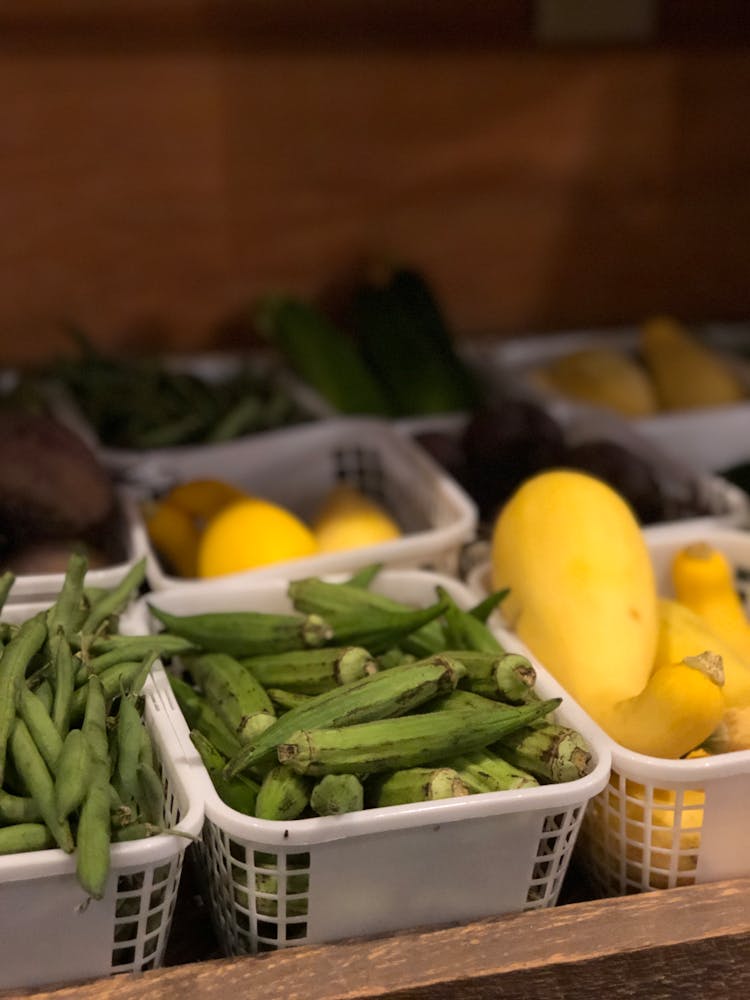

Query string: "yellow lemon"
[312, 483, 401, 554]
[197, 497, 318, 577]
[163, 478, 247, 522]
[144, 498, 201, 577]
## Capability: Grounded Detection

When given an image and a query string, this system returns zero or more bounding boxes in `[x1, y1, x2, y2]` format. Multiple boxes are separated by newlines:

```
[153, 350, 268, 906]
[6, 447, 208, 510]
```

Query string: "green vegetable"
[256, 296, 392, 415]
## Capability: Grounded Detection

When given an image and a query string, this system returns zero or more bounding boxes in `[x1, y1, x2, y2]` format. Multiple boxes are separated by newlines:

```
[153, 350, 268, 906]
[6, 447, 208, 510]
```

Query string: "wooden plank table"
[4, 857, 749, 1000]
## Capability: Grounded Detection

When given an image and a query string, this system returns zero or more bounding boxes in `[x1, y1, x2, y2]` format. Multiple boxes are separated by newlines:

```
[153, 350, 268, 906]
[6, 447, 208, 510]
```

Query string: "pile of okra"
[0, 555, 177, 899]
[154, 565, 593, 821]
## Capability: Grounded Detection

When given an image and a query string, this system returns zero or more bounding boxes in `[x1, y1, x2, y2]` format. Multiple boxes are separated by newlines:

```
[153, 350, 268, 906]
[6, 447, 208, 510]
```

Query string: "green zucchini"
[350, 265, 481, 416]
[256, 296, 392, 415]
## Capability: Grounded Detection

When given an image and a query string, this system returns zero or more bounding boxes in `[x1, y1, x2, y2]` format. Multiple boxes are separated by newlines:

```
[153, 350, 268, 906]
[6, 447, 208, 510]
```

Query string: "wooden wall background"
[1, 2, 750, 365]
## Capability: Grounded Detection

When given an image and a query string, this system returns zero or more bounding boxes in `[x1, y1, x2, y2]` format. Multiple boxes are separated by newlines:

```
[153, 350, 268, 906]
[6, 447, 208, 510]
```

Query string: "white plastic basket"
[128, 417, 478, 592]
[3, 487, 151, 606]
[0, 601, 204, 992]
[145, 568, 611, 956]
[466, 524, 750, 896]
[475, 325, 750, 474]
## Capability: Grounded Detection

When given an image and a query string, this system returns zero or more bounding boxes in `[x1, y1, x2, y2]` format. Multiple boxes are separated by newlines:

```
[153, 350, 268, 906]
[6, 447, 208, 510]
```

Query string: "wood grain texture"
[4, 878, 749, 1000]
[1, 33, 750, 366]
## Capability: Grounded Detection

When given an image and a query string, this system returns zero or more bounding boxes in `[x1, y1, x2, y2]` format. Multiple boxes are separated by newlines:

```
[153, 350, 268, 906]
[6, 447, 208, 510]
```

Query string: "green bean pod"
[50, 632, 76, 737]
[0, 611, 48, 786]
[75, 635, 195, 686]
[9, 718, 75, 853]
[80, 558, 147, 636]
[115, 694, 144, 806]
[18, 686, 64, 775]
[0, 788, 42, 824]
[55, 728, 93, 821]
[46, 552, 88, 639]
[77, 675, 114, 899]
[0, 823, 55, 855]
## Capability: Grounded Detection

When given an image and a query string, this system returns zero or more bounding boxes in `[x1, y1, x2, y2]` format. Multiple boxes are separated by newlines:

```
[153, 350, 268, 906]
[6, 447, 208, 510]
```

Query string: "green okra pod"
[322, 598, 451, 656]
[0, 611, 48, 786]
[266, 688, 312, 713]
[310, 773, 364, 816]
[428, 688, 510, 714]
[443, 650, 537, 702]
[224, 654, 466, 779]
[376, 647, 417, 670]
[287, 577, 446, 657]
[437, 587, 503, 654]
[254, 764, 311, 820]
[366, 766, 470, 808]
[148, 605, 333, 656]
[168, 673, 243, 759]
[240, 646, 378, 695]
[493, 723, 593, 784]
[449, 748, 539, 793]
[190, 729, 260, 815]
[186, 651, 275, 742]
[345, 563, 384, 588]
[468, 589, 510, 625]
[278, 698, 560, 776]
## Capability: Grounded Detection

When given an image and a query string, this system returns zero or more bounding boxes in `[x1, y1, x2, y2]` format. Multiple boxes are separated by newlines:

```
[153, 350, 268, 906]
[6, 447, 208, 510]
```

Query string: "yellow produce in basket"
[640, 315, 746, 411]
[197, 497, 318, 577]
[312, 483, 401, 554]
[162, 478, 246, 521]
[490, 470, 724, 758]
[653, 597, 750, 710]
[671, 541, 750, 664]
[530, 347, 659, 418]
[143, 498, 200, 578]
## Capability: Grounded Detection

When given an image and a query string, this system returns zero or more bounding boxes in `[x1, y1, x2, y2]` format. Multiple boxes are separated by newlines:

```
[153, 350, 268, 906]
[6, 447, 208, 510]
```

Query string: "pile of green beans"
[0, 556, 179, 900]
[43, 332, 312, 449]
